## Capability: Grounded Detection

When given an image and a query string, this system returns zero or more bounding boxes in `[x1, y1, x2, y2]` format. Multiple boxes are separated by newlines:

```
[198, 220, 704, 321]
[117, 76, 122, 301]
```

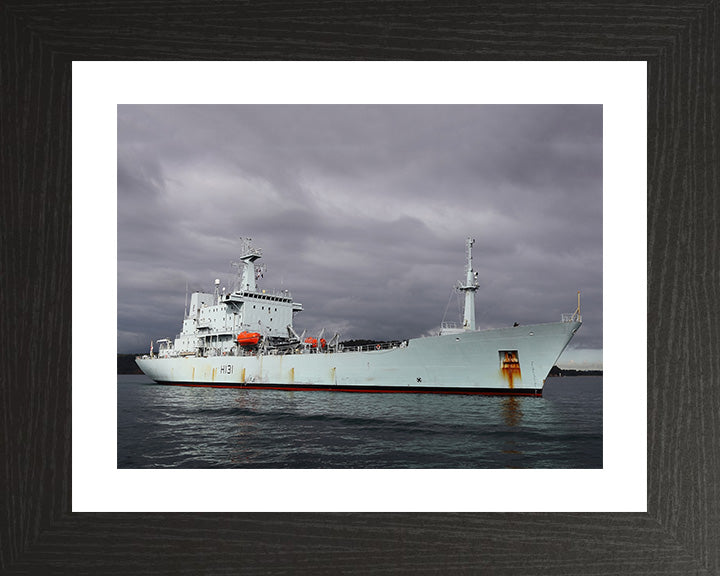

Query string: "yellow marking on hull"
[241, 368, 246, 383]
[192, 367, 195, 381]
[212, 368, 216, 381]
[289, 367, 295, 383]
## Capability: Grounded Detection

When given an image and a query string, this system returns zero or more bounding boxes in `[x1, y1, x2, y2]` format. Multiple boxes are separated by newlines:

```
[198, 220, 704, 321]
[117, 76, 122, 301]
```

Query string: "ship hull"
[136, 321, 580, 396]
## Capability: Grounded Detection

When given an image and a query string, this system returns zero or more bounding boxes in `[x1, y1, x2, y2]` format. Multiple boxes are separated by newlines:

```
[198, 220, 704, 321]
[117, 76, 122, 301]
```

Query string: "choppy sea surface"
[117, 374, 602, 469]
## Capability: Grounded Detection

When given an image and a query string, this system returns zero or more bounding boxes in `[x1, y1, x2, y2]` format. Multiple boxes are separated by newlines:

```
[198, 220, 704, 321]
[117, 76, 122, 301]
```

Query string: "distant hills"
[548, 365, 603, 377]
[117, 354, 144, 374]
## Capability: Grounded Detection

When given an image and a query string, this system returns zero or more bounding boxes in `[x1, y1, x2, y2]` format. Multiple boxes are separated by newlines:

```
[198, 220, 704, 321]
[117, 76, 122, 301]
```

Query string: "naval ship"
[136, 237, 582, 396]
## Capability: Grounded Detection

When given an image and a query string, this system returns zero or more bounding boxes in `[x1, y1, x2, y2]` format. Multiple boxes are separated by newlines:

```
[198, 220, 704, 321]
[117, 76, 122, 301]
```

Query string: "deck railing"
[561, 312, 582, 323]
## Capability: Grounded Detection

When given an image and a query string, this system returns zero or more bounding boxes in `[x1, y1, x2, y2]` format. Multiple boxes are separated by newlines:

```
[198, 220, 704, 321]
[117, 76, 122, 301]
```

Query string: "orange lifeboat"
[304, 337, 327, 349]
[236, 331, 261, 346]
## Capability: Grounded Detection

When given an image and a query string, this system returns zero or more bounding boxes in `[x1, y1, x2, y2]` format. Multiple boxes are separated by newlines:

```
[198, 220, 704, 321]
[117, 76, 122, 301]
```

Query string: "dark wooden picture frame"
[2, 2, 718, 574]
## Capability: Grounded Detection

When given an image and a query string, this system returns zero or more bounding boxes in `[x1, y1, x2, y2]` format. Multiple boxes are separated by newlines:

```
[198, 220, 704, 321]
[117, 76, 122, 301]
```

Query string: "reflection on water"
[501, 396, 523, 427]
[500, 397, 524, 466]
[118, 375, 603, 469]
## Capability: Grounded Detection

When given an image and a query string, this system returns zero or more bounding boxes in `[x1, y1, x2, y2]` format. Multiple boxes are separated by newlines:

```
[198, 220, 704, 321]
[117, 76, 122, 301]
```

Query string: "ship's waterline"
[136, 237, 582, 395]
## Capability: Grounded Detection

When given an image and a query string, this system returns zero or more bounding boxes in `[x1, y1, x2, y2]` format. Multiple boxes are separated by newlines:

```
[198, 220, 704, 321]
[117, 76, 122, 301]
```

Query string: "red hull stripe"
[154, 381, 543, 397]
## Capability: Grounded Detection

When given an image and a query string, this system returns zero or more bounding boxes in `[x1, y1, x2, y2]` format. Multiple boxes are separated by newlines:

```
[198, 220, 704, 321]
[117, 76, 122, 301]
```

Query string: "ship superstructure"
[136, 237, 582, 396]
[169, 238, 303, 358]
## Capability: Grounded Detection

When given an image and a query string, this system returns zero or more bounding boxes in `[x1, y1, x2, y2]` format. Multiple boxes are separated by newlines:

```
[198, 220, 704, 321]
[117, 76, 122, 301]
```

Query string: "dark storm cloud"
[117, 105, 602, 367]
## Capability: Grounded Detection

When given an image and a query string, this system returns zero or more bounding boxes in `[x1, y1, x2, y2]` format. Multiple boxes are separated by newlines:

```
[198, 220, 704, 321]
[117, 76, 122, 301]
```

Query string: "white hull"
[136, 320, 580, 395]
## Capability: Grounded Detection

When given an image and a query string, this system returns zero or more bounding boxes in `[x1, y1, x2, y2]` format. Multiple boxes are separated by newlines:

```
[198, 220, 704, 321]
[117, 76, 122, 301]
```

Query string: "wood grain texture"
[1, 1, 718, 574]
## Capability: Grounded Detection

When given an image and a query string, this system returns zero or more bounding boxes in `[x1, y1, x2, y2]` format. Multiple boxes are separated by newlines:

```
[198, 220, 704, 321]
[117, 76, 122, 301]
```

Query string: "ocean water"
[117, 374, 602, 469]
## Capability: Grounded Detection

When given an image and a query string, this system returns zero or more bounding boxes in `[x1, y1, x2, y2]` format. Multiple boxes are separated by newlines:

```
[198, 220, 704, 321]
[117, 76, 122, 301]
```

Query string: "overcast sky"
[118, 105, 602, 368]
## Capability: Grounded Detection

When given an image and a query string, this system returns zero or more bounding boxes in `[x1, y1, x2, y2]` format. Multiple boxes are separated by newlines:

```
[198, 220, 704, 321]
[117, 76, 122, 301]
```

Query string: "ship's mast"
[457, 237, 479, 330]
[235, 237, 263, 293]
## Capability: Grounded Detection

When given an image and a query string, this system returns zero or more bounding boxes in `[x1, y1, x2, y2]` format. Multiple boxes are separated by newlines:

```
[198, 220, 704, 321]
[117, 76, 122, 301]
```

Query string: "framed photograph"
[3, 3, 717, 574]
[80, 62, 626, 514]
[115, 103, 603, 471]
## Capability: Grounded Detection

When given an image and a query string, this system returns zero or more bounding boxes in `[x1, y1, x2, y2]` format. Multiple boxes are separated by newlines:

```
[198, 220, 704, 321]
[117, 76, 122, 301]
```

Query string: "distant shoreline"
[117, 353, 601, 377]
[548, 366, 602, 377]
[118, 354, 144, 374]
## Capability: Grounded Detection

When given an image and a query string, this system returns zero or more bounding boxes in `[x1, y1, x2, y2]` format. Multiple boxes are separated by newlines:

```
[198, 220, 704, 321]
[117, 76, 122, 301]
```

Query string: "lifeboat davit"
[304, 337, 327, 349]
[236, 331, 261, 346]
